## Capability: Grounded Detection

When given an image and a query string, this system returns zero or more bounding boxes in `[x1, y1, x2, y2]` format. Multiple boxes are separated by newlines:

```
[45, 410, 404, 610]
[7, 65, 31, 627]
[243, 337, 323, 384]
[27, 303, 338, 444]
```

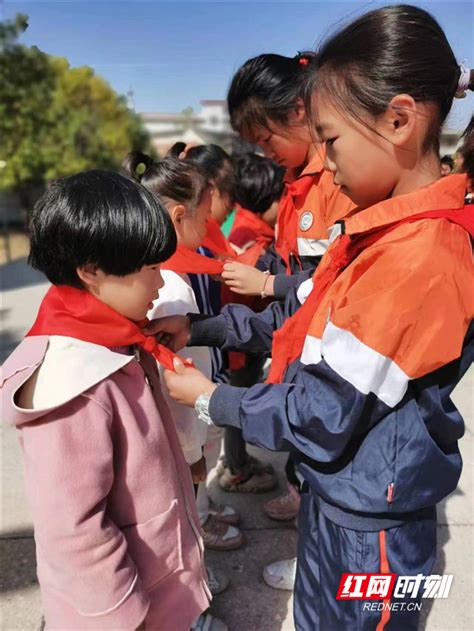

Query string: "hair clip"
[295, 51, 310, 66]
[455, 62, 470, 98]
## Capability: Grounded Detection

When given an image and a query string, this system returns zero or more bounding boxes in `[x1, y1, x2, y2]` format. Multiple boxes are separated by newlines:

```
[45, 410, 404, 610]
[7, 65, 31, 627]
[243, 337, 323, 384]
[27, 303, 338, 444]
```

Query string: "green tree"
[42, 58, 149, 179]
[0, 14, 57, 204]
[0, 14, 150, 206]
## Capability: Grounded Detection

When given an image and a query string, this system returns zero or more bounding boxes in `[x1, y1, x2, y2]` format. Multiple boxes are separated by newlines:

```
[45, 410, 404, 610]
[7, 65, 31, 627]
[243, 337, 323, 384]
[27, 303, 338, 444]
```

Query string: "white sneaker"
[262, 557, 297, 591]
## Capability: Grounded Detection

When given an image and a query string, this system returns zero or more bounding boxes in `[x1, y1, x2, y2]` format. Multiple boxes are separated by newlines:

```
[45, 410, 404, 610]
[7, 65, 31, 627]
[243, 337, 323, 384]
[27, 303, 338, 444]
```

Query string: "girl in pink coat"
[1, 171, 219, 630]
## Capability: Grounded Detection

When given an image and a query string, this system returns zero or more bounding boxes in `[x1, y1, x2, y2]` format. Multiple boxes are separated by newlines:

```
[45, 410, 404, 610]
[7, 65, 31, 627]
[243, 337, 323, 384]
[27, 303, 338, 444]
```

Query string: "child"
[169, 143, 236, 228]
[223, 54, 354, 569]
[122, 152, 244, 555]
[175, 142, 278, 494]
[222, 52, 354, 302]
[1, 171, 212, 630]
[440, 154, 454, 176]
[147, 6, 474, 630]
[230, 152, 284, 250]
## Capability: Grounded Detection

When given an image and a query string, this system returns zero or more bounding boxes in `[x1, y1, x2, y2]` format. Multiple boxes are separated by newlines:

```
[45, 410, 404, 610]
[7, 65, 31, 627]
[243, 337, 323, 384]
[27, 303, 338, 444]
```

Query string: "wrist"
[194, 387, 218, 425]
[260, 271, 274, 299]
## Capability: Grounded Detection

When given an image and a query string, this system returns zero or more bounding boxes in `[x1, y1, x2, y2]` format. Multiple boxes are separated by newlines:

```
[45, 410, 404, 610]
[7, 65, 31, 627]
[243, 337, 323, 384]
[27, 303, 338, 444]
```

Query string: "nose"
[156, 269, 164, 290]
[324, 153, 337, 174]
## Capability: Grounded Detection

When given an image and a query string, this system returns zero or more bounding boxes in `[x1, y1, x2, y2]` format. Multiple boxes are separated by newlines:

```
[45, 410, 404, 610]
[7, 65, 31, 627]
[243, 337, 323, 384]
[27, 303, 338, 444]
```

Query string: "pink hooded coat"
[1, 335, 211, 630]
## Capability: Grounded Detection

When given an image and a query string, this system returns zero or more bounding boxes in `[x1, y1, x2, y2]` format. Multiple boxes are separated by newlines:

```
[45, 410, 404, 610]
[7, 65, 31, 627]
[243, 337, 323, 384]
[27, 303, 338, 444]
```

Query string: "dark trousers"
[294, 493, 437, 631]
[223, 354, 265, 473]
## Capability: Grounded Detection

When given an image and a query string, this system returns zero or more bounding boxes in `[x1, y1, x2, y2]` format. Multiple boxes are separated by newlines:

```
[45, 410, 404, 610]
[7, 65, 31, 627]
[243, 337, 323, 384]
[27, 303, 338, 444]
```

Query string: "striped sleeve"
[315, 220, 473, 407]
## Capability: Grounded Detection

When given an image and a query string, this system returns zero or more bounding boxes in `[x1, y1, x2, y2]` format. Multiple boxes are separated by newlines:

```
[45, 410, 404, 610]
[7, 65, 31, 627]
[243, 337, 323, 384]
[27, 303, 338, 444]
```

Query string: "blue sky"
[4, 1, 473, 129]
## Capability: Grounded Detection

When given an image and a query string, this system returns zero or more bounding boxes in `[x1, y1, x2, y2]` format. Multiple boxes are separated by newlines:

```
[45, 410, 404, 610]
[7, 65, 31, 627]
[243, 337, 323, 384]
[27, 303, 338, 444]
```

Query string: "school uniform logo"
[299, 211, 314, 232]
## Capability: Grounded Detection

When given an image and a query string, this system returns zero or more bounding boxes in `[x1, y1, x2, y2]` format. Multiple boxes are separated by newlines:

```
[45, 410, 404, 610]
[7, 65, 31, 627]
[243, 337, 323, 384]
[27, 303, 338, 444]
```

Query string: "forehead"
[312, 94, 343, 129]
[313, 93, 367, 140]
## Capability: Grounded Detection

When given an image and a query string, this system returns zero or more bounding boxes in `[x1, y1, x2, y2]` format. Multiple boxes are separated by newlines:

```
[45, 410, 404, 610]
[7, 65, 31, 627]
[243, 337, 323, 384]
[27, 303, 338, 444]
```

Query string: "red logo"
[336, 574, 397, 600]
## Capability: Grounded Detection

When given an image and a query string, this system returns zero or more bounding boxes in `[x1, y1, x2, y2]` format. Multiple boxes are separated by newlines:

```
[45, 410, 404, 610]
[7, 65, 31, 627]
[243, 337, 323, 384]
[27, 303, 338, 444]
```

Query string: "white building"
[140, 100, 252, 156]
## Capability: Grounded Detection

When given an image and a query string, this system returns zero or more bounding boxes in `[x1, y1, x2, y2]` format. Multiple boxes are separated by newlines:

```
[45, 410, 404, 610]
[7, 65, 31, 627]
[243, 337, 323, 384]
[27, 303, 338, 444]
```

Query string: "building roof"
[200, 99, 227, 105]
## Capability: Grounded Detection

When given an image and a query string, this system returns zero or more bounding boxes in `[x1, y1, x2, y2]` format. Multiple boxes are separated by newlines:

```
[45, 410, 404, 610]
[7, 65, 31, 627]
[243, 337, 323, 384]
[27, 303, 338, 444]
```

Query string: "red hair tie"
[298, 57, 309, 66]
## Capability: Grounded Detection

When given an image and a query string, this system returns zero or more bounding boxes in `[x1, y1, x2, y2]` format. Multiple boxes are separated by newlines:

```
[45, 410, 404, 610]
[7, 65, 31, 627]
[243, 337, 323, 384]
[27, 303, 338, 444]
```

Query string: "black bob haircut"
[233, 153, 285, 215]
[28, 170, 177, 288]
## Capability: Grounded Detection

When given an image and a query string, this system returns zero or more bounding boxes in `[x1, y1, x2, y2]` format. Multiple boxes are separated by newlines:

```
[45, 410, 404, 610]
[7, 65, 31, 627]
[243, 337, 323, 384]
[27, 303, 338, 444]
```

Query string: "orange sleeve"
[330, 220, 473, 379]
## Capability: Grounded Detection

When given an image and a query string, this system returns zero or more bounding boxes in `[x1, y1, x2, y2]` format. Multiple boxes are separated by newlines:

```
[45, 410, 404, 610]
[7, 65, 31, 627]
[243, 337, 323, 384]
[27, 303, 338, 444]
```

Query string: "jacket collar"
[342, 174, 468, 236]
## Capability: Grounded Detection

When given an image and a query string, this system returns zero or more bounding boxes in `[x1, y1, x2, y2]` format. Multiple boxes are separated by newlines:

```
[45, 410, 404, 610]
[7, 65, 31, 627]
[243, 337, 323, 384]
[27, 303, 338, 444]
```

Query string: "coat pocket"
[122, 499, 184, 590]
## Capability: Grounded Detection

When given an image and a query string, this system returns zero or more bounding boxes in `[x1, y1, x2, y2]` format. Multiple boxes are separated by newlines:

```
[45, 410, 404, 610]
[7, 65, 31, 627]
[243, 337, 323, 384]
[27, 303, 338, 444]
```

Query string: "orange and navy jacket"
[191, 174, 473, 529]
[257, 149, 355, 298]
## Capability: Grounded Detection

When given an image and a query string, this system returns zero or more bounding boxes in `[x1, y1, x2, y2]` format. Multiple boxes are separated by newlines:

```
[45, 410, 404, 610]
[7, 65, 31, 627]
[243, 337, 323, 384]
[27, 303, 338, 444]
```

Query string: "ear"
[169, 203, 187, 226]
[289, 97, 307, 125]
[76, 263, 101, 289]
[383, 94, 418, 147]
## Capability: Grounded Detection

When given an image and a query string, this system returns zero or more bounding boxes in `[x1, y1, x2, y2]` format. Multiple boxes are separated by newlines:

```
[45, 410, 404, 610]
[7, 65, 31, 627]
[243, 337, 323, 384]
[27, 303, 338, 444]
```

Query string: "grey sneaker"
[191, 612, 228, 631]
[206, 565, 230, 595]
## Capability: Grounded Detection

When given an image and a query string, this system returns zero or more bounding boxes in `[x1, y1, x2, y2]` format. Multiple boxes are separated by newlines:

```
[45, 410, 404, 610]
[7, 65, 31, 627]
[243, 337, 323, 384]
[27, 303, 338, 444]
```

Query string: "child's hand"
[142, 315, 191, 351]
[190, 456, 207, 484]
[164, 357, 217, 407]
[221, 262, 275, 296]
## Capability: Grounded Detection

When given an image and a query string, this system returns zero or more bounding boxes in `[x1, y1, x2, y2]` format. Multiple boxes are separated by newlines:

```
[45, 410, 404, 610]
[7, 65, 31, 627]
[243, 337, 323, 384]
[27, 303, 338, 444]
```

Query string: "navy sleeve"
[256, 244, 281, 274]
[209, 359, 385, 463]
[273, 269, 313, 300]
[189, 286, 303, 353]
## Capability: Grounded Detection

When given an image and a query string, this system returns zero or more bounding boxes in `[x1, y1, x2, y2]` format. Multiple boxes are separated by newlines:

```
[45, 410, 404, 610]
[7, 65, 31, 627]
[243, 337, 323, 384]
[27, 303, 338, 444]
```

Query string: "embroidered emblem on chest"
[299, 211, 314, 232]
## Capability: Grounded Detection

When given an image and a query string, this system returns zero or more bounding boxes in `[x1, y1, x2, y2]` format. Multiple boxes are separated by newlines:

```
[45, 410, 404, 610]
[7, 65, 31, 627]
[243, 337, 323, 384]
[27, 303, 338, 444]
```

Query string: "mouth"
[148, 294, 159, 309]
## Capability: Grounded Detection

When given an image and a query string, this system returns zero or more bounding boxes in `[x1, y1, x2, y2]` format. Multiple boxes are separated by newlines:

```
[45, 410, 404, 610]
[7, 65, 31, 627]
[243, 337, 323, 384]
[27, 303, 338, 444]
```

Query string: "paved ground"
[1, 258, 473, 630]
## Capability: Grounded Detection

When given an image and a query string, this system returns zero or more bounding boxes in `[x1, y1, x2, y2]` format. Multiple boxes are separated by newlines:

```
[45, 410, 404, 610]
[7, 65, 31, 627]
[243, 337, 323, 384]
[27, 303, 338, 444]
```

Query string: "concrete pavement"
[1, 259, 473, 630]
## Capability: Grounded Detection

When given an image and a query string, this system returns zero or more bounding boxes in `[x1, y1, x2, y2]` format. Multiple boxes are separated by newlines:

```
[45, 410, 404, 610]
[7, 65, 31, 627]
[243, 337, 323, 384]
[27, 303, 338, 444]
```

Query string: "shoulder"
[345, 218, 472, 299]
[327, 219, 473, 378]
[2, 336, 134, 424]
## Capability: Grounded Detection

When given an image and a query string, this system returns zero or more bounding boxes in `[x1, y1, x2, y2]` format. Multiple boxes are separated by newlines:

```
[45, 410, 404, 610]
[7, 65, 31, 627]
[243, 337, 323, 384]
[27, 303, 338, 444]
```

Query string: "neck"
[391, 151, 441, 198]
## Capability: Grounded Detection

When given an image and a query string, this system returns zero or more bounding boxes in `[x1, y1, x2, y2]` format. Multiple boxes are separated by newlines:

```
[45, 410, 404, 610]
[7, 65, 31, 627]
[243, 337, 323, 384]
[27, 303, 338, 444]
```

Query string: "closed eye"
[326, 137, 338, 146]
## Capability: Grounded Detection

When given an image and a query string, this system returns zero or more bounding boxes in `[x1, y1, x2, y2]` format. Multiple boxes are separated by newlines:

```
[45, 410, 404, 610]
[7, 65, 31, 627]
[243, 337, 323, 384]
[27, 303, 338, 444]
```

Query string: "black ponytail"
[181, 144, 235, 201]
[122, 151, 209, 213]
[122, 151, 154, 183]
[311, 4, 473, 154]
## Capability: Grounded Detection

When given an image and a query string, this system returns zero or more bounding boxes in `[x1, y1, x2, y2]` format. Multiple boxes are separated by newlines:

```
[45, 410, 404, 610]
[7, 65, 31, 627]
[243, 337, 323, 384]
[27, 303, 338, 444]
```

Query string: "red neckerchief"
[202, 216, 265, 266]
[27, 285, 193, 371]
[275, 175, 316, 273]
[202, 216, 236, 258]
[202, 217, 269, 371]
[267, 206, 474, 384]
[160, 236, 252, 372]
[161, 245, 224, 275]
[229, 206, 275, 249]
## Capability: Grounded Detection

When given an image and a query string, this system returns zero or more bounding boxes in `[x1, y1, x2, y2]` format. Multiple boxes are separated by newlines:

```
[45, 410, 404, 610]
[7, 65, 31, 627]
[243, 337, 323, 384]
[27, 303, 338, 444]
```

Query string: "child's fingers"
[220, 270, 235, 280]
[223, 262, 237, 272]
[173, 357, 186, 373]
